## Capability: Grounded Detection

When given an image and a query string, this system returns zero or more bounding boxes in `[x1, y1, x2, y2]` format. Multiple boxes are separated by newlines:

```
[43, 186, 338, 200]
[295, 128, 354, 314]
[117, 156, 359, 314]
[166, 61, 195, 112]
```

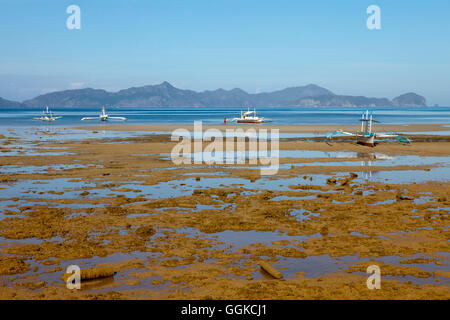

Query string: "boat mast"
[361, 112, 364, 132]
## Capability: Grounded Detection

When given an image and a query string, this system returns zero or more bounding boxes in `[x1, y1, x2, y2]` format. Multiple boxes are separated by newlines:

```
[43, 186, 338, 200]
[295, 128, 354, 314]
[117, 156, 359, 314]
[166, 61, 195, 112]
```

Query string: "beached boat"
[81, 107, 126, 121]
[326, 110, 410, 146]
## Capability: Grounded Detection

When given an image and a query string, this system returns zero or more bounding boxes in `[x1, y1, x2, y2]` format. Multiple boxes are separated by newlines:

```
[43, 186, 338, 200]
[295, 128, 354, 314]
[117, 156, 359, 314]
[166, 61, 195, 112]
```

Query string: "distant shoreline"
[1, 105, 447, 109]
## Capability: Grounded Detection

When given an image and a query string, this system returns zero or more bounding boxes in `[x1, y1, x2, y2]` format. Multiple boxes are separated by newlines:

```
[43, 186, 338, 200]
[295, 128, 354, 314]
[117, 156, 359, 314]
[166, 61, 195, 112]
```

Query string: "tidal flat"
[0, 124, 449, 299]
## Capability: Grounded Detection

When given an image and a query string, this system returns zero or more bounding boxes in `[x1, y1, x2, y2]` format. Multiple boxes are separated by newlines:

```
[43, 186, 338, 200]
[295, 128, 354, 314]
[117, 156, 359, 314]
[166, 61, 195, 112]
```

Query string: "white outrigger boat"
[81, 107, 126, 121]
[34, 106, 62, 122]
[326, 110, 410, 146]
[225, 108, 271, 124]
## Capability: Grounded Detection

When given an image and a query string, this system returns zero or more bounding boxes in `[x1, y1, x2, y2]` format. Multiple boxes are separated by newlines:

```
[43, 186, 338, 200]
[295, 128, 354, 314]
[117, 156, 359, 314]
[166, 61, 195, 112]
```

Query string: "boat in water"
[81, 107, 127, 121]
[225, 108, 270, 124]
[34, 106, 62, 122]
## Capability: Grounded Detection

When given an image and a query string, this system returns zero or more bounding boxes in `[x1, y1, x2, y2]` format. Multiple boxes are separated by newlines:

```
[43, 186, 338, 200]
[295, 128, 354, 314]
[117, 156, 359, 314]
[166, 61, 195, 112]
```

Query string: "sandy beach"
[2, 0, 450, 306]
[0, 125, 448, 299]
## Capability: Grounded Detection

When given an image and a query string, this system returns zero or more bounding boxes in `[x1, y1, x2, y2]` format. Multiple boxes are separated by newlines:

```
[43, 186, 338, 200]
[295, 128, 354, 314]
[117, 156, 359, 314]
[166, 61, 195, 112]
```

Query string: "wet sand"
[0, 126, 449, 299]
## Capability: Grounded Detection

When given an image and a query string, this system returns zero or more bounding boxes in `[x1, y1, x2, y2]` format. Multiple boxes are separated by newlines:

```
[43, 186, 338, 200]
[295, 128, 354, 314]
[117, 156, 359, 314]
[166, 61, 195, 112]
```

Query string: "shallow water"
[1, 161, 448, 206]
[168, 150, 449, 174]
[0, 164, 102, 175]
[0, 178, 97, 200]
[211, 230, 310, 250]
[1, 106, 450, 126]
[0, 126, 156, 143]
[358, 167, 450, 184]
[273, 254, 449, 285]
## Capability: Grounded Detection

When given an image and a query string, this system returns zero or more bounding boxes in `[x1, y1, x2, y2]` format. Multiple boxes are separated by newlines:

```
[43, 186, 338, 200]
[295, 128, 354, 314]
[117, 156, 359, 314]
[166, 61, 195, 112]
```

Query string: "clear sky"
[0, 0, 449, 105]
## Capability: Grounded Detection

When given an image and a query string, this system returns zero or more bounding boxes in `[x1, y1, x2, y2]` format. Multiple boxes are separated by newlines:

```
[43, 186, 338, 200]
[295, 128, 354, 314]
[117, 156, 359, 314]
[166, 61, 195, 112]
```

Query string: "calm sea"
[0, 106, 449, 127]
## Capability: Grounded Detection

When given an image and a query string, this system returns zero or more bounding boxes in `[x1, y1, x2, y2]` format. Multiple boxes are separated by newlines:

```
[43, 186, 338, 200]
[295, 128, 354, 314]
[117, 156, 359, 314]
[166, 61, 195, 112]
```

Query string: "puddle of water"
[56, 202, 105, 209]
[413, 196, 435, 205]
[126, 213, 152, 218]
[208, 230, 311, 252]
[270, 195, 317, 201]
[182, 172, 227, 176]
[332, 199, 354, 204]
[163, 150, 363, 162]
[345, 254, 450, 286]
[369, 199, 396, 206]
[165, 150, 449, 169]
[349, 232, 370, 237]
[287, 155, 448, 168]
[0, 127, 155, 144]
[0, 127, 161, 158]
[0, 164, 103, 175]
[289, 208, 319, 222]
[195, 204, 229, 211]
[0, 199, 104, 219]
[112, 176, 326, 199]
[171, 131, 322, 139]
[0, 199, 32, 215]
[1, 164, 448, 206]
[254, 254, 344, 280]
[0, 148, 74, 157]
[356, 167, 450, 184]
[254, 253, 449, 285]
[0, 178, 97, 200]
[426, 206, 450, 212]
[0, 235, 64, 245]
[174, 227, 311, 251]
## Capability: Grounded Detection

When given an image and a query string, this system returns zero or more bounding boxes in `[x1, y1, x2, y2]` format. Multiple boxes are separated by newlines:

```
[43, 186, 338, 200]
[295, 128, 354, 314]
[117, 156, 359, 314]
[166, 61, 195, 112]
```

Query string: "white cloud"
[70, 82, 85, 89]
[40, 88, 59, 94]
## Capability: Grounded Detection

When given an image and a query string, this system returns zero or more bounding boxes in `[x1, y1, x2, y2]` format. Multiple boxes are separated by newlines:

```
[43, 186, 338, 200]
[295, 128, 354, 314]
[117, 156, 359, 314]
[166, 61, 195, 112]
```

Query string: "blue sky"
[0, 0, 449, 105]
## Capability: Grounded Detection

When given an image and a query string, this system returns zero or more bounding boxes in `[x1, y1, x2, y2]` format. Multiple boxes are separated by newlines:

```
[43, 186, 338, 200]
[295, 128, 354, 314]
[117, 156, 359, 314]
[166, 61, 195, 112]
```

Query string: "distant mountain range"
[0, 96, 23, 108]
[0, 82, 427, 108]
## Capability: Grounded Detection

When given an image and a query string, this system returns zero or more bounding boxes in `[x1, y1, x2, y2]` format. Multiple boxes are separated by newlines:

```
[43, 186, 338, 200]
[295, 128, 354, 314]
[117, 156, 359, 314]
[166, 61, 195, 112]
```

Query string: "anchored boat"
[34, 106, 62, 122]
[81, 107, 127, 121]
[225, 108, 271, 124]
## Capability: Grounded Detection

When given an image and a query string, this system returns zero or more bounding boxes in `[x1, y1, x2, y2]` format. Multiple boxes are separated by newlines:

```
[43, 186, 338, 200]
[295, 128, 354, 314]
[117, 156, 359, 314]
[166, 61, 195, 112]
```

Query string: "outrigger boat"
[326, 110, 410, 146]
[224, 108, 271, 124]
[81, 107, 126, 121]
[34, 106, 62, 122]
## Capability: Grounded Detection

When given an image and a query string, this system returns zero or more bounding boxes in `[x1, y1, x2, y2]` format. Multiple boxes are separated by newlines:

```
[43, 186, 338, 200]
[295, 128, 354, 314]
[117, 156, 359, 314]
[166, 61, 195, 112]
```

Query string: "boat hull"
[357, 135, 375, 147]
[37, 117, 57, 122]
[236, 119, 263, 123]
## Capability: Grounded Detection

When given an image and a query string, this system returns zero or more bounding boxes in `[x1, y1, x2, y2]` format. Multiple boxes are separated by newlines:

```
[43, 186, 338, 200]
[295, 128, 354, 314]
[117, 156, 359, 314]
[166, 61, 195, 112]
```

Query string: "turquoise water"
[0, 106, 449, 126]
